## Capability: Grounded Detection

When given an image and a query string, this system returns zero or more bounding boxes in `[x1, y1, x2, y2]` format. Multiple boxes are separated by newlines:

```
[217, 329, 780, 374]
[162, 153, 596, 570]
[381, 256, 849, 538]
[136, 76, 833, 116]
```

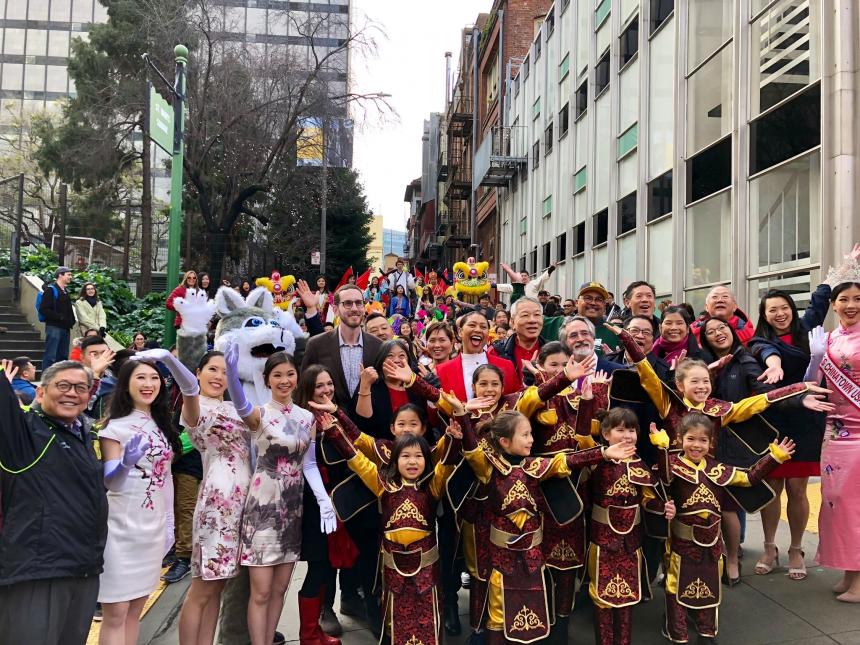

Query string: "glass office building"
[499, 0, 859, 313]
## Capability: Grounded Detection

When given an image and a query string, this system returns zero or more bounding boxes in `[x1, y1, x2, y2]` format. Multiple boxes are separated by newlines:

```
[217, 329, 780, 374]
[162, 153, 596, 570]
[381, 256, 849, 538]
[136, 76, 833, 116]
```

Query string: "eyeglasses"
[627, 328, 654, 337]
[52, 381, 90, 395]
[565, 330, 593, 340]
[704, 324, 730, 337]
[339, 300, 364, 309]
[580, 295, 605, 304]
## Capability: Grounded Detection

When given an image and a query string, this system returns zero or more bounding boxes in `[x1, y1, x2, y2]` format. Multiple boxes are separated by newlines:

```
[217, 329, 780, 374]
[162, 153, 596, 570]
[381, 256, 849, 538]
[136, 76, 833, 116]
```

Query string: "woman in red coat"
[165, 270, 199, 329]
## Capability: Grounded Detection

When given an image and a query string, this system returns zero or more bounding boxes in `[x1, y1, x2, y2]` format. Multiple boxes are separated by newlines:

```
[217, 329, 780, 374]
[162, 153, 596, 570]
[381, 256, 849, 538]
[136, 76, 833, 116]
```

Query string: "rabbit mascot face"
[213, 286, 303, 405]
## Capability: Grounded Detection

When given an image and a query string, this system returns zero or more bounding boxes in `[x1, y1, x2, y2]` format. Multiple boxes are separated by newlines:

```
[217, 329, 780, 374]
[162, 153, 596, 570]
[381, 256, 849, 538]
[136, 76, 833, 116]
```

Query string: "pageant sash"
[820, 347, 860, 413]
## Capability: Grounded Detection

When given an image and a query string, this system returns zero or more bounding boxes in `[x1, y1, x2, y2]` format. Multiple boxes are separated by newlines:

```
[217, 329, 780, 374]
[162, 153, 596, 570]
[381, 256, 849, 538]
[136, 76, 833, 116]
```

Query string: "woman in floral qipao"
[223, 345, 337, 645]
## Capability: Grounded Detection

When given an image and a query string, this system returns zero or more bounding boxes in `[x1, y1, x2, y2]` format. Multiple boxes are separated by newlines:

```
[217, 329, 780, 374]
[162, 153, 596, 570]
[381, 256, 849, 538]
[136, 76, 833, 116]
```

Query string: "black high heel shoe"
[722, 560, 742, 587]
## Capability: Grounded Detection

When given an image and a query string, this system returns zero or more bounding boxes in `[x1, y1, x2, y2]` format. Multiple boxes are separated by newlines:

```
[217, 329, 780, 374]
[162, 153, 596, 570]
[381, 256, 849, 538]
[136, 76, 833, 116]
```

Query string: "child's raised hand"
[604, 322, 623, 336]
[581, 380, 593, 401]
[446, 420, 463, 440]
[776, 437, 796, 456]
[382, 359, 413, 384]
[308, 396, 337, 414]
[591, 369, 609, 385]
[604, 442, 636, 461]
[565, 353, 596, 381]
[440, 390, 466, 416]
[669, 349, 688, 371]
[663, 500, 677, 520]
[315, 412, 336, 430]
[465, 396, 497, 412]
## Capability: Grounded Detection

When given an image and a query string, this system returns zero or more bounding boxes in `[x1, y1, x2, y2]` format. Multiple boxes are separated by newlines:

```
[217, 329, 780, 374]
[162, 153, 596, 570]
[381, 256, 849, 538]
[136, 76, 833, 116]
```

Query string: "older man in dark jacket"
[0, 360, 107, 645]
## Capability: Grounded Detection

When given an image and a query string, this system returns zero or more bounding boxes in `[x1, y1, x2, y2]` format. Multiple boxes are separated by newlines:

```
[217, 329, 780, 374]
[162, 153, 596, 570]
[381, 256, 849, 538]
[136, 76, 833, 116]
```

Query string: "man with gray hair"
[690, 284, 755, 346]
[490, 296, 546, 388]
[0, 359, 108, 645]
[558, 316, 627, 374]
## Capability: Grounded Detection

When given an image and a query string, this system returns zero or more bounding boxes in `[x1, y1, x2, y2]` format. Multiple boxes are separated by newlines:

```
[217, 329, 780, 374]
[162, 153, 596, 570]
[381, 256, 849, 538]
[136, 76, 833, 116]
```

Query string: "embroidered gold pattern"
[547, 423, 573, 446]
[603, 573, 636, 599]
[680, 578, 715, 600]
[510, 606, 546, 632]
[681, 483, 720, 509]
[706, 463, 726, 480]
[673, 462, 698, 481]
[404, 636, 424, 645]
[606, 474, 638, 497]
[705, 404, 724, 416]
[524, 458, 545, 477]
[627, 465, 650, 479]
[502, 480, 535, 510]
[548, 540, 578, 562]
[385, 499, 428, 529]
[379, 443, 392, 460]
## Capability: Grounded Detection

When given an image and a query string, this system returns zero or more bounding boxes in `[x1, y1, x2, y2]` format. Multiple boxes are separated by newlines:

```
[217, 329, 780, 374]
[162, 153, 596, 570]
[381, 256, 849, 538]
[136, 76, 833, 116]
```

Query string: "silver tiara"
[824, 256, 860, 288]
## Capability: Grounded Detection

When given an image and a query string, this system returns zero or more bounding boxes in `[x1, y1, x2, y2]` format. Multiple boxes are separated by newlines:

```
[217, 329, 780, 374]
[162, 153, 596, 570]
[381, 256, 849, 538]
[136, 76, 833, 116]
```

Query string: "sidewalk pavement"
[145, 503, 860, 645]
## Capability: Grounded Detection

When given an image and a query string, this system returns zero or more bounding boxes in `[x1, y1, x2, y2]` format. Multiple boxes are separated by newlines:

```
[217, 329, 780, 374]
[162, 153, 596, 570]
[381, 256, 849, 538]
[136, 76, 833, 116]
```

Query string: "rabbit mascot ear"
[214, 285, 295, 406]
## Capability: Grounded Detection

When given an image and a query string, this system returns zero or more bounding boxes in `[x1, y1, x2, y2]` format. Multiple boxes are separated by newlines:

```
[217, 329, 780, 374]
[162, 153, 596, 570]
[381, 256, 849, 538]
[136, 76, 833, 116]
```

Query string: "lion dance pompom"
[453, 257, 490, 297]
[255, 271, 296, 310]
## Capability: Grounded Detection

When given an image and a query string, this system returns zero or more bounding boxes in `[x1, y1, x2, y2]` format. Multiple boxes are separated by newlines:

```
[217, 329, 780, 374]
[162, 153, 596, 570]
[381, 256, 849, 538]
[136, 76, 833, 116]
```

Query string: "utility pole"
[57, 183, 67, 265]
[122, 199, 132, 281]
[145, 44, 188, 346]
[320, 115, 328, 276]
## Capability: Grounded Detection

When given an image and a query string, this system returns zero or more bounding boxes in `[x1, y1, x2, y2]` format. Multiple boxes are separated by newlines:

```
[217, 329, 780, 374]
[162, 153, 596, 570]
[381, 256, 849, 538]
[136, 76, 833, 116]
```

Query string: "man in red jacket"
[690, 285, 755, 346]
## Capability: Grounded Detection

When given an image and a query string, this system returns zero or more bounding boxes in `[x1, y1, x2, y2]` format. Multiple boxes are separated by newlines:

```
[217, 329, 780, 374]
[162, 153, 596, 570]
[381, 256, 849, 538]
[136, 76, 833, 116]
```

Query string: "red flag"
[355, 267, 372, 290]
[414, 267, 424, 281]
[335, 266, 353, 289]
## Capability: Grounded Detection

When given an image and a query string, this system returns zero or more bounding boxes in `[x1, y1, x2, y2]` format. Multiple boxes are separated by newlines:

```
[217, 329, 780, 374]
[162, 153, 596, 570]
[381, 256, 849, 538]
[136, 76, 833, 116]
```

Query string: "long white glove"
[173, 288, 217, 335]
[302, 440, 337, 534]
[803, 326, 827, 381]
[131, 348, 200, 397]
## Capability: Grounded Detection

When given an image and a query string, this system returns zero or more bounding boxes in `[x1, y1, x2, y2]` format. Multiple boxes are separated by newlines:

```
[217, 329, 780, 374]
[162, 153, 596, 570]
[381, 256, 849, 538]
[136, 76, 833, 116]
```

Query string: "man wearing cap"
[40, 267, 76, 371]
[576, 281, 619, 354]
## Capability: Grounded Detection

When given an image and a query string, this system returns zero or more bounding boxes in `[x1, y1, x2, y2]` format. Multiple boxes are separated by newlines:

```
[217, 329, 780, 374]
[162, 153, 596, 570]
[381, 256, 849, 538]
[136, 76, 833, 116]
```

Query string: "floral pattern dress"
[183, 396, 252, 580]
[240, 401, 314, 566]
[98, 411, 173, 602]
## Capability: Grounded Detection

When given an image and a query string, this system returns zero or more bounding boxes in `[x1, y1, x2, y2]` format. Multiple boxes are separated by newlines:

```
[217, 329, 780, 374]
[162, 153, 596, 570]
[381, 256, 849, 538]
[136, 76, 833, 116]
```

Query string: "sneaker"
[320, 605, 344, 636]
[461, 572, 471, 589]
[162, 549, 177, 568]
[93, 603, 103, 622]
[161, 558, 191, 583]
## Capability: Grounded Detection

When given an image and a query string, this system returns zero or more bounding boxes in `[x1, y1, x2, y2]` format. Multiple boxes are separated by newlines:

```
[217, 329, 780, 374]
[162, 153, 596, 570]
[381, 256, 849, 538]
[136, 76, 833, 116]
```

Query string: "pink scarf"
[652, 335, 690, 362]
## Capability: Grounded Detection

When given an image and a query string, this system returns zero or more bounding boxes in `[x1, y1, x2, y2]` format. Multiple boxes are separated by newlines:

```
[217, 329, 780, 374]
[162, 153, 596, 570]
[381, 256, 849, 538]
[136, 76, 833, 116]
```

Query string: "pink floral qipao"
[183, 396, 253, 580]
[240, 401, 314, 566]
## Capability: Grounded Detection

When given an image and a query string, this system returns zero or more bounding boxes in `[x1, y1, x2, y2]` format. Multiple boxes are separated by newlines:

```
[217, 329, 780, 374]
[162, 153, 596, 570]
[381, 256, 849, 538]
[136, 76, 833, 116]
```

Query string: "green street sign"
[149, 85, 173, 153]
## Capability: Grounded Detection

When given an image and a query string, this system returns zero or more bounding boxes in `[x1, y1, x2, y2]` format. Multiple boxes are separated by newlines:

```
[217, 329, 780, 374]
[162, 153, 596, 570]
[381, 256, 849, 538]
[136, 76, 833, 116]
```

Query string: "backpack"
[36, 284, 59, 323]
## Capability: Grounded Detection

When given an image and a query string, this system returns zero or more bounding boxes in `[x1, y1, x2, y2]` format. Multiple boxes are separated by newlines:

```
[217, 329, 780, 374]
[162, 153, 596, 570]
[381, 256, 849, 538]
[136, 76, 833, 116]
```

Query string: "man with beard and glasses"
[558, 316, 627, 375]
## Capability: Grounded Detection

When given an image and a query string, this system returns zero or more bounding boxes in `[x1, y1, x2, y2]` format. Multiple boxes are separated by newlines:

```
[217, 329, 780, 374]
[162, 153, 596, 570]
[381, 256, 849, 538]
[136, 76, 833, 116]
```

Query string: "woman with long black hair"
[97, 359, 182, 645]
[748, 285, 831, 581]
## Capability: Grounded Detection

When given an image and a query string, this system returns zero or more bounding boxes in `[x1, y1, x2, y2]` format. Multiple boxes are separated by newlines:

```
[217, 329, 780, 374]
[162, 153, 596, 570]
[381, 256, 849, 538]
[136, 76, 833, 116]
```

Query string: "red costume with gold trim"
[323, 423, 459, 645]
[526, 371, 610, 624]
[586, 455, 665, 645]
[651, 430, 789, 643]
[460, 414, 610, 644]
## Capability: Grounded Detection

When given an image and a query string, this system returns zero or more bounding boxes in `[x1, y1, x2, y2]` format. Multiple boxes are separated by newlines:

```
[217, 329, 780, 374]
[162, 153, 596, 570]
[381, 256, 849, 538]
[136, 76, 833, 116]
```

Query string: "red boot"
[298, 593, 341, 645]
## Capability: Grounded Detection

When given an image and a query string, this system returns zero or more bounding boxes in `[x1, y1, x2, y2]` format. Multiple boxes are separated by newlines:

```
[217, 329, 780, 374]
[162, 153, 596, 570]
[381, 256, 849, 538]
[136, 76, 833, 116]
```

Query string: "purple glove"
[224, 342, 253, 418]
[103, 434, 151, 492]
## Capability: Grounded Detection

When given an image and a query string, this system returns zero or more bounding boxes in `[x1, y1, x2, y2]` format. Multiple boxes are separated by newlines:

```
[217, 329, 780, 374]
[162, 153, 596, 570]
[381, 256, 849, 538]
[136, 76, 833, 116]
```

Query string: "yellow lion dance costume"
[255, 271, 296, 310]
[453, 257, 490, 303]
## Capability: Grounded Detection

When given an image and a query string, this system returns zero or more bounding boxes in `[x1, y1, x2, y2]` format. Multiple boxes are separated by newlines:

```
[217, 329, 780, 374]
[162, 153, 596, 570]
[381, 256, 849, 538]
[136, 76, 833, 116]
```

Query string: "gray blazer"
[301, 329, 383, 410]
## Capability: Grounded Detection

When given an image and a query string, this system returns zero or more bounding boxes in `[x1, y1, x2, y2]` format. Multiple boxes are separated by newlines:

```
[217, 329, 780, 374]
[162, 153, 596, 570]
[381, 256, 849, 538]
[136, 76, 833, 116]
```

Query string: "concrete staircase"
[0, 282, 45, 373]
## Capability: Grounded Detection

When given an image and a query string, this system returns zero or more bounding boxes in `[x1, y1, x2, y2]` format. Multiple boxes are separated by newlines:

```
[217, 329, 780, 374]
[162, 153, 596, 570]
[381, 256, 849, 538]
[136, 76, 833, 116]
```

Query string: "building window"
[686, 190, 731, 287]
[520, 217, 528, 235]
[572, 222, 586, 256]
[647, 170, 673, 221]
[573, 166, 587, 193]
[543, 242, 552, 269]
[749, 149, 820, 274]
[559, 104, 570, 138]
[533, 97, 541, 120]
[687, 45, 732, 155]
[575, 80, 588, 119]
[620, 16, 639, 66]
[618, 192, 637, 234]
[687, 136, 732, 204]
[524, 54, 530, 79]
[648, 216, 673, 294]
[595, 49, 610, 96]
[519, 255, 527, 273]
[562, 0, 571, 13]
[543, 195, 553, 217]
[534, 33, 542, 61]
[530, 247, 538, 274]
[750, 84, 820, 175]
[618, 123, 638, 158]
[687, 1, 733, 72]
[544, 122, 554, 154]
[650, 0, 674, 34]
[559, 53, 570, 81]
[593, 209, 609, 246]
[557, 232, 567, 261]
[751, 0, 819, 116]
[532, 140, 541, 169]
[595, 0, 611, 28]
[546, 7, 555, 36]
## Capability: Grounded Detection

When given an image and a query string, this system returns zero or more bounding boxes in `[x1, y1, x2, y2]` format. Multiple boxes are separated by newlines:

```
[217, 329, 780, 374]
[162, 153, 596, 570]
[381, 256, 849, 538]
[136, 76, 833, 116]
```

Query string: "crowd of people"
[1, 245, 860, 645]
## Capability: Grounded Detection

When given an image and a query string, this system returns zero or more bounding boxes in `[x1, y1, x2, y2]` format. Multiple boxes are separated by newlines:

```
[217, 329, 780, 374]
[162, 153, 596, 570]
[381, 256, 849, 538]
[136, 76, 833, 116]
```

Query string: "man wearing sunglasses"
[0, 359, 108, 645]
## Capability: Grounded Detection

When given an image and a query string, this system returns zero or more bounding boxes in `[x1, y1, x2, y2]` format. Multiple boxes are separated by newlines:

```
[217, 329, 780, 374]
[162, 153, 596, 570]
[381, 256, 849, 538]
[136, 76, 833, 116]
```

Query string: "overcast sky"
[350, 0, 489, 231]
